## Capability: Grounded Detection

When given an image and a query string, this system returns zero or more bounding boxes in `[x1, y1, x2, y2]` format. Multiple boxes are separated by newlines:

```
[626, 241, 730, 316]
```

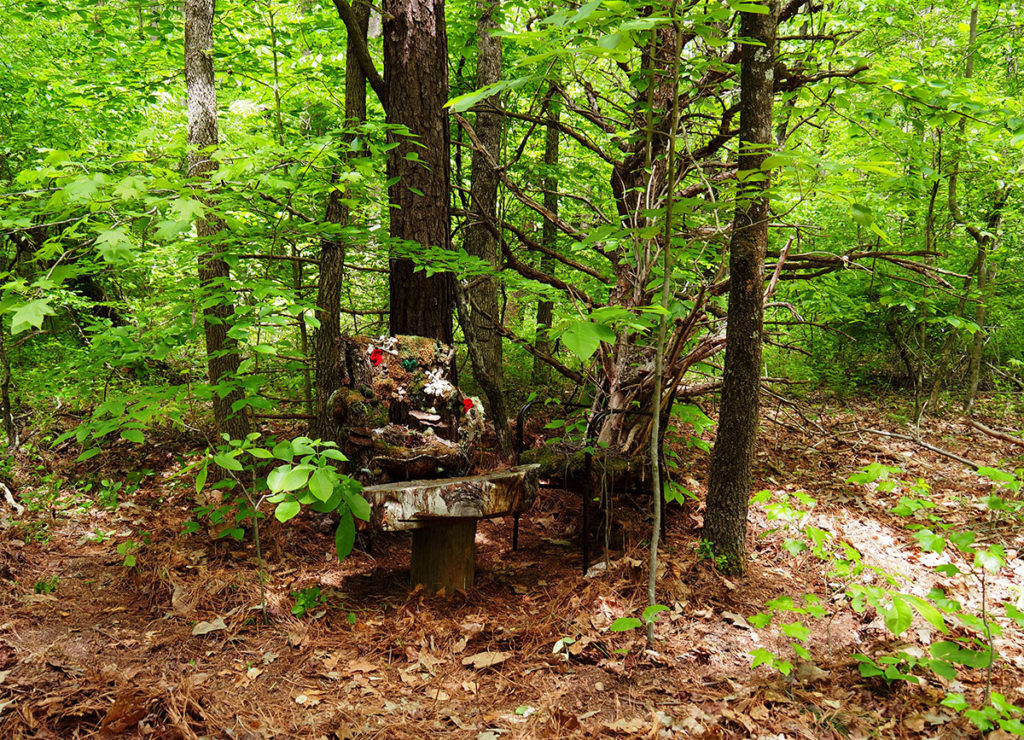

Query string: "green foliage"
[33, 576, 59, 594]
[187, 434, 366, 562]
[290, 586, 325, 618]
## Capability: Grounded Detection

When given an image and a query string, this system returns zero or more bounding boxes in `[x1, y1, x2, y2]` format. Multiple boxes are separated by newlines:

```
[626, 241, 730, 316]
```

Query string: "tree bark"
[312, 0, 371, 442]
[703, 2, 778, 576]
[533, 86, 559, 387]
[460, 0, 512, 457]
[185, 0, 250, 442]
[384, 0, 454, 346]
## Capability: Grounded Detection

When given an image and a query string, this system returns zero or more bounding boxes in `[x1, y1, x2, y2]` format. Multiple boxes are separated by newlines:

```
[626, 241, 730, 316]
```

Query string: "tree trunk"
[312, 0, 371, 442]
[0, 315, 14, 448]
[384, 0, 454, 346]
[185, 0, 250, 442]
[460, 0, 512, 457]
[703, 2, 778, 576]
[533, 86, 559, 387]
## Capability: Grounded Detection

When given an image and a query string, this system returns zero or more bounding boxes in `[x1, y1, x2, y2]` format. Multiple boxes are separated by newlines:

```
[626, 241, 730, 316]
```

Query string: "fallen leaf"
[721, 611, 750, 629]
[461, 651, 511, 670]
[348, 660, 378, 673]
[191, 617, 227, 636]
[604, 717, 646, 734]
[904, 715, 925, 732]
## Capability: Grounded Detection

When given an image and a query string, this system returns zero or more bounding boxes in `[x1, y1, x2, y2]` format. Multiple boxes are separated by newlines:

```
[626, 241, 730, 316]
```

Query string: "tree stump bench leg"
[410, 520, 477, 593]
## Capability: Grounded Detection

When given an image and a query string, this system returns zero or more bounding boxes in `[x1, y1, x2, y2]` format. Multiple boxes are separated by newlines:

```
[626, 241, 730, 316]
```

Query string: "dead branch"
[968, 419, 1024, 449]
[1, 480, 23, 516]
[850, 426, 981, 470]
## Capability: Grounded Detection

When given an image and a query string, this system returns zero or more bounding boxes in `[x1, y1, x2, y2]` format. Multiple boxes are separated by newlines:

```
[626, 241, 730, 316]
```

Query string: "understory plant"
[184, 433, 368, 618]
[747, 464, 1024, 735]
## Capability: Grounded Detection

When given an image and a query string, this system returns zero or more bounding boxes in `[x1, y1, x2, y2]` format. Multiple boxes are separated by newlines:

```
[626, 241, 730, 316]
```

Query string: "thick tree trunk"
[703, 2, 778, 576]
[185, 0, 250, 442]
[384, 0, 454, 346]
[312, 0, 371, 442]
[460, 0, 512, 457]
[533, 88, 559, 387]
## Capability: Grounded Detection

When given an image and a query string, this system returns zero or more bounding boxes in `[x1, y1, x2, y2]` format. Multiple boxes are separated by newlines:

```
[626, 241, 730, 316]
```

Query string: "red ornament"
[370, 348, 384, 367]
[462, 398, 474, 413]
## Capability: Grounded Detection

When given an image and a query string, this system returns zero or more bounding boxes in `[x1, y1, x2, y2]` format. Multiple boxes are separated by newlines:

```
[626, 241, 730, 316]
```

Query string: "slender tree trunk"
[460, 0, 511, 457]
[703, 2, 778, 575]
[0, 316, 15, 448]
[185, 0, 250, 441]
[312, 0, 371, 442]
[533, 87, 559, 387]
[384, 0, 454, 346]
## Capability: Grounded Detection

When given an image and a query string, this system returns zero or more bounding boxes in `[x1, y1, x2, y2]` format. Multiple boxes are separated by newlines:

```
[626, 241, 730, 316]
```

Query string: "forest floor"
[1, 393, 1023, 739]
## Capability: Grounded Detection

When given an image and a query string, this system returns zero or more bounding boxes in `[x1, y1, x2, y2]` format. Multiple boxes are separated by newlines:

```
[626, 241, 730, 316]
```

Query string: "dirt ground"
[1, 394, 1023, 738]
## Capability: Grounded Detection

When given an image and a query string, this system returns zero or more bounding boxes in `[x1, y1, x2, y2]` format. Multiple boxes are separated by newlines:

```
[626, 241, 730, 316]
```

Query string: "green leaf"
[309, 468, 335, 502]
[609, 617, 643, 632]
[781, 621, 810, 642]
[10, 299, 56, 335]
[882, 594, 914, 637]
[272, 440, 294, 462]
[335, 510, 356, 560]
[274, 499, 301, 522]
[562, 320, 616, 361]
[908, 595, 948, 634]
[77, 448, 101, 462]
[121, 429, 145, 444]
[928, 659, 957, 680]
[732, 2, 771, 12]
[95, 227, 134, 263]
[345, 490, 372, 521]
[750, 647, 775, 669]
[213, 452, 243, 471]
[748, 612, 772, 629]
[247, 448, 274, 459]
[195, 464, 208, 495]
[941, 693, 969, 712]
[267, 464, 312, 493]
[642, 604, 669, 624]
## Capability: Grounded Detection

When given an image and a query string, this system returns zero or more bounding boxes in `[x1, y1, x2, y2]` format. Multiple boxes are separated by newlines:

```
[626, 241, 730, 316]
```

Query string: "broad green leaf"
[335, 510, 356, 560]
[267, 464, 312, 493]
[882, 594, 914, 637]
[562, 320, 616, 361]
[121, 429, 145, 444]
[213, 452, 243, 471]
[10, 299, 56, 335]
[309, 468, 335, 502]
[272, 441, 294, 462]
[642, 604, 669, 624]
[274, 499, 301, 522]
[908, 596, 948, 633]
[345, 490, 372, 521]
[609, 617, 642, 632]
[781, 621, 810, 642]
